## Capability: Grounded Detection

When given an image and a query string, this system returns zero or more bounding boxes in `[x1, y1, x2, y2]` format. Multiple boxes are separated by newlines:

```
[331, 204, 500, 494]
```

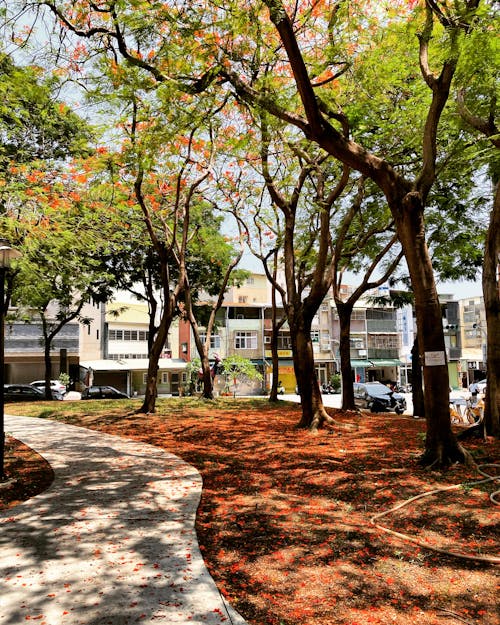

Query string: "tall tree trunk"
[42, 333, 53, 400]
[139, 312, 170, 413]
[411, 335, 425, 418]
[395, 195, 469, 464]
[482, 181, 500, 437]
[336, 301, 356, 411]
[268, 321, 281, 402]
[268, 278, 286, 403]
[290, 312, 332, 432]
[139, 278, 176, 413]
[258, 0, 473, 464]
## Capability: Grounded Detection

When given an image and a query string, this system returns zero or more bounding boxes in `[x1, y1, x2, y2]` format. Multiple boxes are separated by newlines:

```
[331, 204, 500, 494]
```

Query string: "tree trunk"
[268, 323, 280, 402]
[43, 341, 53, 400]
[291, 313, 332, 432]
[41, 315, 53, 400]
[336, 301, 356, 410]
[395, 194, 469, 465]
[411, 335, 425, 418]
[199, 351, 213, 400]
[139, 300, 172, 413]
[268, 281, 286, 403]
[482, 180, 500, 437]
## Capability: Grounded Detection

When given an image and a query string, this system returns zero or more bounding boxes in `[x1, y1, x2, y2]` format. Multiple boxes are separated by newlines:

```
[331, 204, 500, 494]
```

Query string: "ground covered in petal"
[2, 398, 499, 625]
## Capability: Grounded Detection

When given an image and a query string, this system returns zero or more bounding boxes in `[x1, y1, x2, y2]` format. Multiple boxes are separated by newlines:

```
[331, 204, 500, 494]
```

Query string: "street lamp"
[0, 242, 22, 481]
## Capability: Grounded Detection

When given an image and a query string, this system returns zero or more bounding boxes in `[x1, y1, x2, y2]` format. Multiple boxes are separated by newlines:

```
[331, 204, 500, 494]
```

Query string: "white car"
[476, 379, 487, 393]
[30, 379, 67, 395]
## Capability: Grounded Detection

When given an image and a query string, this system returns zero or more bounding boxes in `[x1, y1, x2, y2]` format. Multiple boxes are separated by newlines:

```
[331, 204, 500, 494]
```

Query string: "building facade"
[3, 272, 487, 396]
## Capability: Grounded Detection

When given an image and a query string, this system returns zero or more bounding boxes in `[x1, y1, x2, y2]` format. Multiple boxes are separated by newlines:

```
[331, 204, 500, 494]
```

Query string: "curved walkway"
[0, 415, 248, 625]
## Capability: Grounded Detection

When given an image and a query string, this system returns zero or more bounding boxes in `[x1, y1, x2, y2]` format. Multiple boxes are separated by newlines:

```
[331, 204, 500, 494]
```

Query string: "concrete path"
[0, 415, 247, 625]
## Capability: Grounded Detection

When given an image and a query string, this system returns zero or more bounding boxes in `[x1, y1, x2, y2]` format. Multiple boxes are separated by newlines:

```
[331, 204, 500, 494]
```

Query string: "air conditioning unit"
[358, 349, 367, 356]
[264, 336, 271, 344]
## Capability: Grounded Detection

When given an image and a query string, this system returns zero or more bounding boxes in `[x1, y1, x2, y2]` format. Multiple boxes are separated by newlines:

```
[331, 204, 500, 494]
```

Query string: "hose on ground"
[370, 464, 500, 565]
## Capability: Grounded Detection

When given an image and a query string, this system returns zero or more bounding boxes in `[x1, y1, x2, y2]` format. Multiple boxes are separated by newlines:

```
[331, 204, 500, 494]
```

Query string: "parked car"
[4, 384, 64, 402]
[353, 381, 406, 414]
[81, 386, 129, 400]
[30, 379, 67, 395]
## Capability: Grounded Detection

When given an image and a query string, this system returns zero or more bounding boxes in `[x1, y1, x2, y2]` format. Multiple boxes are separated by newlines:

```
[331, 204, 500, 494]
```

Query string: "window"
[161, 372, 168, 384]
[235, 331, 258, 349]
[277, 333, 292, 349]
[238, 296, 248, 303]
[351, 310, 366, 321]
[246, 277, 254, 285]
[199, 334, 221, 349]
[311, 331, 320, 343]
[109, 329, 148, 341]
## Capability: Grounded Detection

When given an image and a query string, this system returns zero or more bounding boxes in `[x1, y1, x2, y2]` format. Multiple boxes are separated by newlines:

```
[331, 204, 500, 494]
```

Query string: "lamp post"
[0, 242, 22, 481]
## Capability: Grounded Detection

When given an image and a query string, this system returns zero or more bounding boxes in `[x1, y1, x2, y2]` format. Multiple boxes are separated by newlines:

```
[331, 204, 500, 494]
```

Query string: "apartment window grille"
[277, 333, 292, 349]
[109, 329, 149, 341]
[235, 331, 258, 349]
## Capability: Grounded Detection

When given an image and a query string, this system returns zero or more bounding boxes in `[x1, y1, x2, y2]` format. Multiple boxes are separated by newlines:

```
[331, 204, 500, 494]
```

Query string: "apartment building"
[183, 273, 404, 393]
[4, 299, 102, 387]
[442, 296, 486, 389]
[80, 294, 186, 396]
[4, 271, 486, 396]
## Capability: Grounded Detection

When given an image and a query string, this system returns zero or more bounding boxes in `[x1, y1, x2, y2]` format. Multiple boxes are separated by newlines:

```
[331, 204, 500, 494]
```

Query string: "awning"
[351, 359, 373, 368]
[80, 359, 187, 372]
[350, 359, 402, 368]
[370, 359, 403, 367]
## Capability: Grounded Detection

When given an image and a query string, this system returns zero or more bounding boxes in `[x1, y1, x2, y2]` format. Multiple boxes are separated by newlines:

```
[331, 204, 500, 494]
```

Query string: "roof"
[80, 358, 187, 372]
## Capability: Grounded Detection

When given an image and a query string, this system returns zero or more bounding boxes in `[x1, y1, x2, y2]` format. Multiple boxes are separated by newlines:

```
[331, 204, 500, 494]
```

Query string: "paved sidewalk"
[1, 415, 247, 625]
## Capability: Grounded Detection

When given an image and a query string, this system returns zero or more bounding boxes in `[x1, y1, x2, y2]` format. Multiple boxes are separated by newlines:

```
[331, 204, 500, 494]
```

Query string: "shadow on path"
[1, 415, 247, 625]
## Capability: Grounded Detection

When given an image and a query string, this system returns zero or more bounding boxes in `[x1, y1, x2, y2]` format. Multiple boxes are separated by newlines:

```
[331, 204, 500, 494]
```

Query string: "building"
[443, 296, 486, 389]
[182, 274, 406, 393]
[4, 300, 102, 387]
[3, 271, 487, 396]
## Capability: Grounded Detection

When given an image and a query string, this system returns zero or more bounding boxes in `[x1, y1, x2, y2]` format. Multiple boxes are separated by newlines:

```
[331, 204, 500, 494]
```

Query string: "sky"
[436, 278, 483, 300]
[239, 250, 484, 301]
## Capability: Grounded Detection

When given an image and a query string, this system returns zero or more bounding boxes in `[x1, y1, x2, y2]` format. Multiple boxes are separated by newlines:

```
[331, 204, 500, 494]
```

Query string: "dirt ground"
[2, 399, 499, 625]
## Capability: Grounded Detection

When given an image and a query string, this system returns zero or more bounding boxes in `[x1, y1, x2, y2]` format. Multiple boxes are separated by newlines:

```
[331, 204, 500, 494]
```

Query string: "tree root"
[306, 407, 359, 433]
[419, 440, 475, 469]
[370, 464, 500, 565]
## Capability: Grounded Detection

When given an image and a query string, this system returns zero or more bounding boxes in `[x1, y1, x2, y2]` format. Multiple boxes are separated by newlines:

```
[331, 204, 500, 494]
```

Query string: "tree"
[220, 354, 262, 397]
[330, 177, 404, 411]
[5, 197, 116, 397]
[13, 0, 492, 461]
[236, 0, 486, 464]
[243, 112, 350, 431]
[179, 212, 247, 400]
[0, 52, 100, 397]
[455, 28, 500, 435]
